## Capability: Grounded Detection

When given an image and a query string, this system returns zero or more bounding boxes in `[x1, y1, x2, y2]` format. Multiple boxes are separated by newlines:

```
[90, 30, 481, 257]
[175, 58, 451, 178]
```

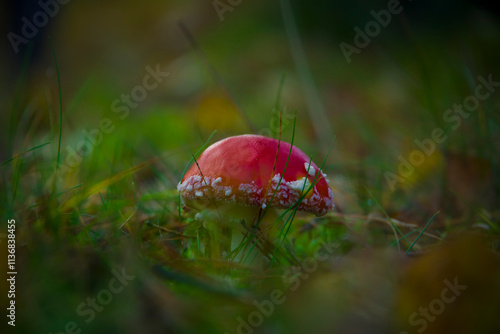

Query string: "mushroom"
[177, 134, 334, 260]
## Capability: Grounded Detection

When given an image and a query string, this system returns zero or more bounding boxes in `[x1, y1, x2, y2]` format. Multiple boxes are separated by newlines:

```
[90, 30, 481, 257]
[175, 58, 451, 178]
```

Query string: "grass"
[2, 1, 500, 334]
[49, 37, 63, 181]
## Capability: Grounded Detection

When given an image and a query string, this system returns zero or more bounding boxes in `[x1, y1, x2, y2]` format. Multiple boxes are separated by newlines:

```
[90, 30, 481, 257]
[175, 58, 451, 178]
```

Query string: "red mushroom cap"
[178, 134, 334, 216]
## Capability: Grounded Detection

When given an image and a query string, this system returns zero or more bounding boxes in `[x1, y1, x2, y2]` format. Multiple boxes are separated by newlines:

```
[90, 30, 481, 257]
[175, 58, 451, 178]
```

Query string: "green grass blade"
[10, 41, 34, 144]
[367, 188, 409, 251]
[279, 0, 333, 146]
[49, 37, 63, 177]
[0, 142, 51, 166]
[405, 211, 440, 255]
[177, 130, 217, 245]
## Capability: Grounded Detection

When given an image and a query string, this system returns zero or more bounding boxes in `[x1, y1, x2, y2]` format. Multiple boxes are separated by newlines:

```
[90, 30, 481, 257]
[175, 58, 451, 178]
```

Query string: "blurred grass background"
[1, 0, 500, 333]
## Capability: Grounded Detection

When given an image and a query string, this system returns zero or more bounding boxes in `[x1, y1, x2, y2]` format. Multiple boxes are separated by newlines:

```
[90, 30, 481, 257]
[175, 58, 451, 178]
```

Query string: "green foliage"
[2, 1, 500, 333]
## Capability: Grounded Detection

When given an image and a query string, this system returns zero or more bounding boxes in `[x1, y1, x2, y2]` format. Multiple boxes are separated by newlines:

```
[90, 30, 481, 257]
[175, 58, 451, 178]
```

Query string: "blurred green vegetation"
[1, 0, 500, 333]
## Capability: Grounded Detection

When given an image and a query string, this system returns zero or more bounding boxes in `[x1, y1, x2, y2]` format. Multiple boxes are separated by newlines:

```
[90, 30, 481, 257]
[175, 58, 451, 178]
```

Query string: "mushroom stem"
[195, 205, 281, 264]
[202, 219, 232, 259]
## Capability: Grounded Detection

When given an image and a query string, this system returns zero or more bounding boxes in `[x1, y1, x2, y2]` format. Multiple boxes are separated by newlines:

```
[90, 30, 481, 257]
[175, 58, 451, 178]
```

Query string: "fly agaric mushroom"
[178, 134, 334, 221]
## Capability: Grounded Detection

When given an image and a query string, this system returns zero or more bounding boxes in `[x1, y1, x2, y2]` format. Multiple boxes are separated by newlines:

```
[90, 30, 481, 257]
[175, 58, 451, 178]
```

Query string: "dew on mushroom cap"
[178, 134, 334, 216]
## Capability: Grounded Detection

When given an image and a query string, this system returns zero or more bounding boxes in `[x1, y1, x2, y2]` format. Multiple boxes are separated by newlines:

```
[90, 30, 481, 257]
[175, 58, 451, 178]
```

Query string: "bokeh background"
[1, 0, 500, 333]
